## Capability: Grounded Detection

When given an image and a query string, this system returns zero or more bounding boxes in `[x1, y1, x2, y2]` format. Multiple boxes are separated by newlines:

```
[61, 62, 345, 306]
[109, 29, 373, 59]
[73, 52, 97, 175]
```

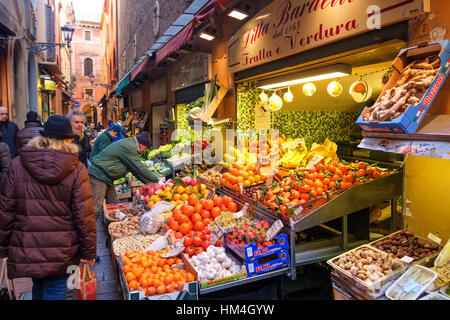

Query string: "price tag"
[433, 260, 450, 285]
[306, 154, 324, 169]
[207, 188, 216, 200]
[161, 246, 185, 258]
[400, 256, 415, 264]
[239, 183, 244, 195]
[210, 226, 224, 246]
[234, 203, 249, 219]
[294, 206, 304, 215]
[265, 220, 284, 241]
[428, 233, 442, 245]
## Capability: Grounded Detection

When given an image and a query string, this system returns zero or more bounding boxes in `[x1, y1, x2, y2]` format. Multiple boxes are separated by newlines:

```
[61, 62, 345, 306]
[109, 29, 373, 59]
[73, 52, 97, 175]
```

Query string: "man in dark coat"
[89, 125, 121, 161]
[67, 110, 91, 168]
[16, 111, 43, 153]
[0, 106, 19, 158]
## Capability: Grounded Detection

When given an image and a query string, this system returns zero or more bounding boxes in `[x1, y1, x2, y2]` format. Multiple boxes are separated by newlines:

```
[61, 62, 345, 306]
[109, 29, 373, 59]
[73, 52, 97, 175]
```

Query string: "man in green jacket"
[88, 131, 167, 220]
[89, 125, 121, 161]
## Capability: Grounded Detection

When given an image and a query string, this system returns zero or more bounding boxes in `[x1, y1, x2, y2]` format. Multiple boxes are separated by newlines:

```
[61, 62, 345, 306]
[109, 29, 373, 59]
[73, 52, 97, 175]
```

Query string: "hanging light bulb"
[302, 83, 317, 96]
[327, 80, 343, 97]
[269, 92, 283, 111]
[283, 87, 294, 103]
[259, 91, 269, 104]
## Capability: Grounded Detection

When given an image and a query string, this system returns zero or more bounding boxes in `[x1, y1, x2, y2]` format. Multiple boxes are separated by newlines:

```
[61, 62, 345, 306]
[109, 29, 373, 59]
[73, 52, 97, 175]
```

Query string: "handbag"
[0, 258, 15, 300]
[76, 264, 97, 300]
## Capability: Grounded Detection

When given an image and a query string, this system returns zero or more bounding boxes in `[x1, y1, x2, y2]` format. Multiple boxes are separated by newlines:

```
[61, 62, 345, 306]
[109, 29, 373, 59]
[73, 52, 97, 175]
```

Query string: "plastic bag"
[140, 201, 174, 235]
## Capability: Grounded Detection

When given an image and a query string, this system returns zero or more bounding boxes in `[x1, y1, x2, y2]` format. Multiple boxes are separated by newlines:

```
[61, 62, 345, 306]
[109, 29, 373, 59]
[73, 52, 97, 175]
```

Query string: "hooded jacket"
[0, 146, 96, 279]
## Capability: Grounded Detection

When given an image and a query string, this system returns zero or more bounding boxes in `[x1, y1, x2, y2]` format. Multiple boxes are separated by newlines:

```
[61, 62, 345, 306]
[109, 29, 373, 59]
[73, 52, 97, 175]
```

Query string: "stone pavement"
[0, 219, 123, 300]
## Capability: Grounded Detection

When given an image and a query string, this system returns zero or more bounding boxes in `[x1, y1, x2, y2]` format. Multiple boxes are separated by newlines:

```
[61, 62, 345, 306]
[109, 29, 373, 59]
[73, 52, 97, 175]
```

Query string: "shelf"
[362, 115, 450, 142]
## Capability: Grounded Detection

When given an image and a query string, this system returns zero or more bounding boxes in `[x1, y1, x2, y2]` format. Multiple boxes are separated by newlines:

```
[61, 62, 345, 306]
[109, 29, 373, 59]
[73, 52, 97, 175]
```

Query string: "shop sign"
[172, 52, 212, 91]
[44, 79, 57, 91]
[227, 0, 428, 74]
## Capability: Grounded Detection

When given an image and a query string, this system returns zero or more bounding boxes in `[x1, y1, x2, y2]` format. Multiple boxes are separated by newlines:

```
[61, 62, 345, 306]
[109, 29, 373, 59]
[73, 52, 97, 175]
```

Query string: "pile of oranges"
[221, 163, 268, 191]
[122, 250, 195, 296]
[165, 195, 238, 239]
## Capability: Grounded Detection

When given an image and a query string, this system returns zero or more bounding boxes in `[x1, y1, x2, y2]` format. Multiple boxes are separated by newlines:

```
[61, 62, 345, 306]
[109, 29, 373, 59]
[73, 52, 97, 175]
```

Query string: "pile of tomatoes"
[182, 229, 218, 257]
[122, 250, 195, 296]
[262, 160, 395, 215]
[165, 194, 239, 239]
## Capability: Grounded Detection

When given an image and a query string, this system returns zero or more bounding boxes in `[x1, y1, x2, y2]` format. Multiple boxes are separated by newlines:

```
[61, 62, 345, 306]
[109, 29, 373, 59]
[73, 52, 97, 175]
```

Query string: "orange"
[254, 175, 261, 183]
[193, 186, 199, 194]
[236, 176, 244, 184]
[177, 186, 185, 194]
[147, 286, 156, 296]
[164, 274, 174, 285]
[243, 180, 251, 187]
[185, 187, 192, 195]
[188, 195, 198, 206]
[181, 194, 189, 201]
[167, 258, 175, 266]
[211, 207, 221, 219]
[150, 266, 158, 273]
[128, 280, 140, 291]
[122, 265, 131, 274]
[186, 272, 195, 282]
[166, 283, 175, 293]
[173, 193, 181, 201]
[156, 284, 166, 295]
[173, 273, 181, 282]
[126, 272, 136, 282]
[248, 176, 255, 184]
[176, 280, 185, 291]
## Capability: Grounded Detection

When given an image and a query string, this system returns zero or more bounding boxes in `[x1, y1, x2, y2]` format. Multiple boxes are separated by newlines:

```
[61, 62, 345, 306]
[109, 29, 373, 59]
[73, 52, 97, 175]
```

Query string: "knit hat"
[109, 124, 122, 135]
[40, 115, 76, 140]
[136, 131, 152, 148]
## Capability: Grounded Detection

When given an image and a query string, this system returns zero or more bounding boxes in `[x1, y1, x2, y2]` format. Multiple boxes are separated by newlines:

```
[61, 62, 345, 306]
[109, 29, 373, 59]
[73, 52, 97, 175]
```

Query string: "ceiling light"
[257, 64, 352, 90]
[199, 32, 215, 41]
[228, 9, 249, 20]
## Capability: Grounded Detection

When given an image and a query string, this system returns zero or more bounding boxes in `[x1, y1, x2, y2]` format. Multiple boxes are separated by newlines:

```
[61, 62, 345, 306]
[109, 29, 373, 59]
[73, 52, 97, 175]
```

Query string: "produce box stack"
[224, 220, 290, 277]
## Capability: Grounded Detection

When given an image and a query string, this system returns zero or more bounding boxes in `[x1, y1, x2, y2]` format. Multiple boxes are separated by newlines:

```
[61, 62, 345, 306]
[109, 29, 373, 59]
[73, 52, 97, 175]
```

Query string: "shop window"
[84, 58, 93, 76]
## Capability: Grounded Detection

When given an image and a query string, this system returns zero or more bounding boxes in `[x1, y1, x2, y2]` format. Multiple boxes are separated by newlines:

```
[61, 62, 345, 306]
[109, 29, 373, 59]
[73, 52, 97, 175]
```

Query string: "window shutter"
[45, 4, 56, 61]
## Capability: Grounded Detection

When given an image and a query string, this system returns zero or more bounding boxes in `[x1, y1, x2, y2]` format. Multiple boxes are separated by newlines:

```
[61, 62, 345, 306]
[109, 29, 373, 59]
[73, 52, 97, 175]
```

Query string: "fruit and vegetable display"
[198, 166, 224, 186]
[115, 183, 131, 196]
[113, 233, 174, 257]
[330, 247, 405, 289]
[372, 231, 440, 262]
[279, 139, 309, 169]
[187, 246, 247, 282]
[121, 250, 195, 296]
[207, 210, 259, 232]
[221, 162, 268, 191]
[362, 55, 441, 122]
[242, 185, 265, 201]
[225, 221, 275, 250]
[261, 160, 397, 215]
[182, 229, 214, 257]
[165, 195, 239, 239]
[109, 216, 141, 239]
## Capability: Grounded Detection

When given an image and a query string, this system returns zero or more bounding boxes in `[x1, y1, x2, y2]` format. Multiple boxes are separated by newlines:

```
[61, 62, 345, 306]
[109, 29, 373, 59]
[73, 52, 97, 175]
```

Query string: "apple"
[148, 188, 155, 195]
[189, 178, 198, 186]
[181, 177, 190, 186]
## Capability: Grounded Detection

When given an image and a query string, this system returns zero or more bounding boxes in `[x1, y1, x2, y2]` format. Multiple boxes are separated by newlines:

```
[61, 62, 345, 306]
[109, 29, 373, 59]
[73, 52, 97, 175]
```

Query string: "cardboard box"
[356, 40, 450, 133]
[245, 250, 290, 277]
[224, 232, 289, 262]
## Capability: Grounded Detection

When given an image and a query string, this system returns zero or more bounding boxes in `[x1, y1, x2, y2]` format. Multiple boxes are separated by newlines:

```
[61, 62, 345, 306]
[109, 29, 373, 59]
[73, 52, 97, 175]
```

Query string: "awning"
[116, 74, 130, 96]
[130, 56, 154, 81]
[155, 0, 230, 65]
[38, 61, 62, 76]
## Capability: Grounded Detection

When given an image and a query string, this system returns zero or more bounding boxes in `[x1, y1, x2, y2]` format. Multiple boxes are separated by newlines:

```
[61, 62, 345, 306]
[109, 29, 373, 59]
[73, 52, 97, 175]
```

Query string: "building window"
[85, 88, 93, 97]
[84, 58, 93, 76]
[85, 30, 91, 41]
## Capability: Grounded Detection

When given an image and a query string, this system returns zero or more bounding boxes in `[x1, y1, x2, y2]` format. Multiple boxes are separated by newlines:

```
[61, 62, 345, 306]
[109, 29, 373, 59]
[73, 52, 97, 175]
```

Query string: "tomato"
[322, 177, 331, 186]
[358, 162, 367, 169]
[310, 189, 318, 198]
[166, 216, 175, 227]
[331, 174, 341, 181]
[227, 201, 238, 213]
[211, 207, 221, 219]
[194, 203, 203, 214]
[329, 181, 337, 189]
[343, 174, 353, 183]
[308, 168, 317, 174]
[304, 179, 314, 187]
[300, 193, 310, 201]
[204, 200, 214, 211]
[221, 196, 232, 207]
[187, 195, 198, 206]
[201, 240, 211, 250]
[292, 181, 300, 191]
[317, 172, 325, 180]
[315, 164, 325, 172]
[201, 210, 211, 219]
[182, 205, 194, 217]
[184, 246, 194, 256]
[194, 221, 205, 231]
[175, 232, 184, 239]
[192, 237, 202, 247]
[213, 196, 222, 208]
[192, 213, 202, 224]
[335, 169, 344, 177]
[171, 221, 179, 232]
[172, 209, 182, 221]
[177, 214, 190, 224]
[265, 191, 274, 200]
[316, 187, 324, 195]
[372, 171, 382, 179]
[183, 237, 192, 247]
[179, 222, 192, 235]
[327, 166, 336, 174]
[280, 206, 288, 215]
[203, 218, 212, 226]
[194, 247, 204, 255]
[313, 179, 323, 188]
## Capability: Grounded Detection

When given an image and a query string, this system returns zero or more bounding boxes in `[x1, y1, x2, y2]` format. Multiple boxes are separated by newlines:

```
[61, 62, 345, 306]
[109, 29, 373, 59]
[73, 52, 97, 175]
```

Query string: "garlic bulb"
[222, 258, 232, 269]
[216, 253, 227, 263]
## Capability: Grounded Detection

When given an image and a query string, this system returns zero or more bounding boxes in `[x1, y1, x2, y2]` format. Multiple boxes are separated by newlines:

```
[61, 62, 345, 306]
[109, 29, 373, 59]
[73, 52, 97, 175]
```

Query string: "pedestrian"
[0, 115, 96, 300]
[86, 122, 98, 141]
[96, 122, 104, 132]
[89, 124, 121, 161]
[112, 121, 126, 142]
[67, 110, 91, 168]
[16, 111, 43, 153]
[88, 131, 169, 220]
[0, 106, 19, 158]
[0, 132, 11, 184]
